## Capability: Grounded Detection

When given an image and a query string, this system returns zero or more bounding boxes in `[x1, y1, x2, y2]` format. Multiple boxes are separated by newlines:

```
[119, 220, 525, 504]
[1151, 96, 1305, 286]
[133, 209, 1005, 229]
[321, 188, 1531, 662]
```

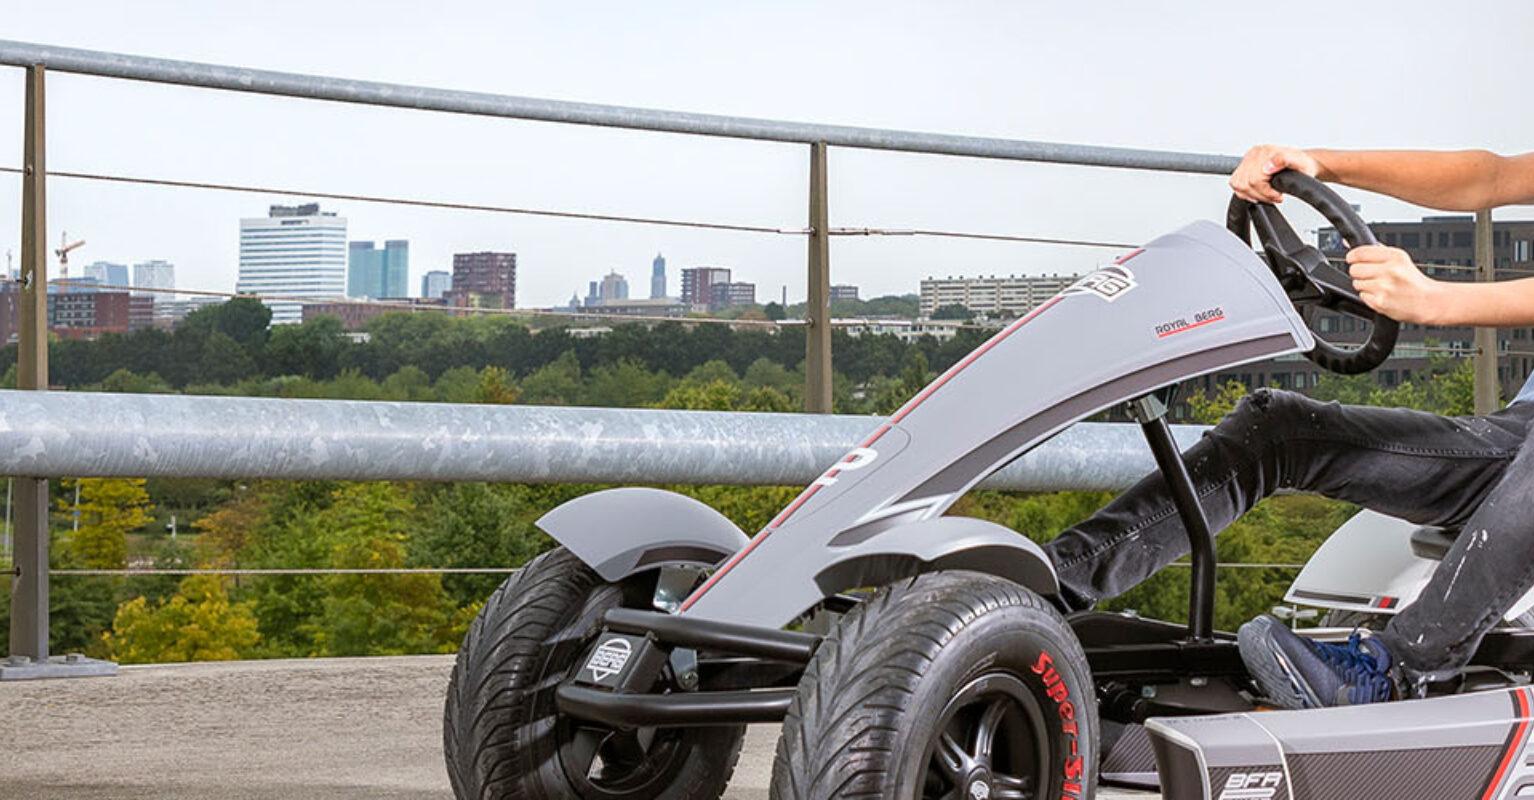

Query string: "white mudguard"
[1146, 686, 1534, 800]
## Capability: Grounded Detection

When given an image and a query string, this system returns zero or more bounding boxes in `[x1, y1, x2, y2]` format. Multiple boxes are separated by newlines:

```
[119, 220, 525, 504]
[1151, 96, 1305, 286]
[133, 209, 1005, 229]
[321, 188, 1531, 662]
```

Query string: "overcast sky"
[1, 1, 1531, 308]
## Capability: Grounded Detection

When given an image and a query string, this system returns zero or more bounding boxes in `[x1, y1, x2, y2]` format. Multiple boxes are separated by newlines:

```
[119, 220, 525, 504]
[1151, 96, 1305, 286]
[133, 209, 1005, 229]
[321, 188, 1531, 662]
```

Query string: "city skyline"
[3, 2, 1531, 311]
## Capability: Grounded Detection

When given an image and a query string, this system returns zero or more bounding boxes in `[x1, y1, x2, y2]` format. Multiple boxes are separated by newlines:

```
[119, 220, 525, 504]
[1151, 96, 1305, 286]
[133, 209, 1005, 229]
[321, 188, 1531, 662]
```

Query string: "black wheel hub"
[923, 673, 1048, 800]
[557, 721, 689, 797]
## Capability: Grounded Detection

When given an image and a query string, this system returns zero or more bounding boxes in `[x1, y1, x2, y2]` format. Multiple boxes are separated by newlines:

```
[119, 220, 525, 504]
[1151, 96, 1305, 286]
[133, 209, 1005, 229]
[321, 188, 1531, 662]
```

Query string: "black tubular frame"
[555, 609, 817, 729]
[556, 684, 795, 728]
[603, 608, 819, 663]
[1130, 393, 1218, 642]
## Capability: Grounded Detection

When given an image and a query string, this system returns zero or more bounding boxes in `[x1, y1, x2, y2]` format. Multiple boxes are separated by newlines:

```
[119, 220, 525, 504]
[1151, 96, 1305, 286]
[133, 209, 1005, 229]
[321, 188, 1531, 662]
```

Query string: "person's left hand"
[1345, 245, 1444, 325]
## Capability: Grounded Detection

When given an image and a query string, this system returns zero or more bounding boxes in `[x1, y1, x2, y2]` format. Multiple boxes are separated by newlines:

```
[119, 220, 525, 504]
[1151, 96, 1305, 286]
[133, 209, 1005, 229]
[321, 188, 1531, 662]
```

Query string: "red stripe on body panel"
[1482, 687, 1534, 800]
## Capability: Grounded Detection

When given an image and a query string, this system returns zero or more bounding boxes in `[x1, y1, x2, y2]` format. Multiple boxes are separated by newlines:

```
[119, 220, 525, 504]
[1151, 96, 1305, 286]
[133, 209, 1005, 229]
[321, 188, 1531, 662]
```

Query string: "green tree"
[475, 366, 521, 404]
[308, 484, 457, 656]
[105, 575, 260, 664]
[584, 360, 672, 407]
[519, 351, 582, 405]
[1187, 380, 1249, 424]
[409, 483, 568, 605]
[196, 331, 258, 386]
[381, 365, 434, 401]
[59, 478, 153, 570]
[432, 366, 482, 403]
[684, 359, 739, 385]
[763, 301, 787, 321]
[181, 297, 272, 350]
[98, 369, 171, 394]
[931, 303, 975, 321]
[264, 315, 347, 379]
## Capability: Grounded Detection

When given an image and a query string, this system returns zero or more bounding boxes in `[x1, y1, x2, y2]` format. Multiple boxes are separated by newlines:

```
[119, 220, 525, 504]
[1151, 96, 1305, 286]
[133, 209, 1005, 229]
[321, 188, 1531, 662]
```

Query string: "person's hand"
[1346, 245, 1444, 325]
[1230, 144, 1324, 204]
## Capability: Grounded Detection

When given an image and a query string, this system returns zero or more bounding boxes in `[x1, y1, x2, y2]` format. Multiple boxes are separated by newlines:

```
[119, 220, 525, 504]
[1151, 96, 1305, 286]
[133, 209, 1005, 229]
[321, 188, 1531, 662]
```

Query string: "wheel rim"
[921, 673, 1051, 800]
[557, 720, 691, 797]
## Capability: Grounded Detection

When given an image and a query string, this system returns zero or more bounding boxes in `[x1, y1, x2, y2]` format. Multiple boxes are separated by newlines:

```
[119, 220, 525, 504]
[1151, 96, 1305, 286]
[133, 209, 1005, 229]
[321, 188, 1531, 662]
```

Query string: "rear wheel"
[444, 547, 744, 799]
[771, 571, 1097, 799]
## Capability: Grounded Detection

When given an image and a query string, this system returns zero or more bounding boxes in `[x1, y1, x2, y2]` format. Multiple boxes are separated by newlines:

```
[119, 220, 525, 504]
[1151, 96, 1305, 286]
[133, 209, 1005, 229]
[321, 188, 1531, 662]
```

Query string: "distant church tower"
[651, 253, 667, 299]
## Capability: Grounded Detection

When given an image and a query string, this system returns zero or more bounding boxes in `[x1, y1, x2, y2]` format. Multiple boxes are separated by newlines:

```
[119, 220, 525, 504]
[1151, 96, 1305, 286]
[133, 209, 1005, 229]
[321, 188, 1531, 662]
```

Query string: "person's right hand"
[1230, 144, 1323, 204]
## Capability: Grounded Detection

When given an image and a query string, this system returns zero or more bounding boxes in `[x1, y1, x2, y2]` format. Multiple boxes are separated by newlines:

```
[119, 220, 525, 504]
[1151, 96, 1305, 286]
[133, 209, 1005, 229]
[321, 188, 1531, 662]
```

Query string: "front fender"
[536, 487, 749, 582]
[813, 516, 1059, 599]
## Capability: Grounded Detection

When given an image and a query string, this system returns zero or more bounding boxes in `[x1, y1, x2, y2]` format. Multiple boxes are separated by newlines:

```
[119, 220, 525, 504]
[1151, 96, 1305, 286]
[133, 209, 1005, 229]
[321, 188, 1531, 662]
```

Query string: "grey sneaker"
[1238, 615, 1398, 709]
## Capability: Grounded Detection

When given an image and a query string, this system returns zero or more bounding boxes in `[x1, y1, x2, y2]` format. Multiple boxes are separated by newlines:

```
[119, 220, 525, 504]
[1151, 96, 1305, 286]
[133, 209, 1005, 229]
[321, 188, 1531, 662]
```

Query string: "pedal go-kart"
[442, 172, 1534, 800]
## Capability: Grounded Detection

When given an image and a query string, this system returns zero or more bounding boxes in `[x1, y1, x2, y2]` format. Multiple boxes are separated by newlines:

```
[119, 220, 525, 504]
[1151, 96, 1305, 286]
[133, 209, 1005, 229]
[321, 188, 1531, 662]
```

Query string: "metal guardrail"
[0, 390, 1205, 491]
[0, 40, 1240, 673]
[0, 40, 1240, 175]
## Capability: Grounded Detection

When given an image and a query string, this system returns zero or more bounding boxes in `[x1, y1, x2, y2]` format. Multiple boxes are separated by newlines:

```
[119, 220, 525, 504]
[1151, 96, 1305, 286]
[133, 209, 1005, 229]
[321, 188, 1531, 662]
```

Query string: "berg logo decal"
[1155, 306, 1226, 338]
[584, 638, 633, 682]
[1217, 770, 1283, 800]
[811, 447, 879, 488]
[1031, 650, 1085, 799]
[1061, 264, 1137, 303]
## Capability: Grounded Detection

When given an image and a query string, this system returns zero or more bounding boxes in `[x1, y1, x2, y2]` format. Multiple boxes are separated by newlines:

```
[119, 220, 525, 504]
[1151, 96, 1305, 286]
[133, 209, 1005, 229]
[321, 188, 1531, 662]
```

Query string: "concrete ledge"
[0, 654, 118, 681]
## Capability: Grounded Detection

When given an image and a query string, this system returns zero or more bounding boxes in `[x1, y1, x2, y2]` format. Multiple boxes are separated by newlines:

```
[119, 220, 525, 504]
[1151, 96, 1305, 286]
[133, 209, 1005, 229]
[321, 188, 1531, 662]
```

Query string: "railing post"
[1473, 208, 1498, 414]
[804, 142, 832, 413]
[10, 64, 50, 666]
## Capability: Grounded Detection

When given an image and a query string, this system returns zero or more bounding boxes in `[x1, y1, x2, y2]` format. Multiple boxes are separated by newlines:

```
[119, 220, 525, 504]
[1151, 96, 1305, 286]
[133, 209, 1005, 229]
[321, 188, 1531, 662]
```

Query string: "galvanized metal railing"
[0, 40, 1240, 673]
[0, 390, 1206, 489]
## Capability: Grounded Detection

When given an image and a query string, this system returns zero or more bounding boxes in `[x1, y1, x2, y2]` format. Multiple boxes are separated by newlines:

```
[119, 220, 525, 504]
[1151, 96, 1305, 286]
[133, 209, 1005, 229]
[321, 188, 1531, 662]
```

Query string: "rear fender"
[536, 487, 749, 581]
[812, 516, 1059, 599]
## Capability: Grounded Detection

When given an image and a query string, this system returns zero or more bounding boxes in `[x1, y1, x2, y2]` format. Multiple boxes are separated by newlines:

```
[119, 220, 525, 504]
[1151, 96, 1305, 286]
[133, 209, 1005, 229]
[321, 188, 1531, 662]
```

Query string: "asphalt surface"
[0, 655, 1153, 799]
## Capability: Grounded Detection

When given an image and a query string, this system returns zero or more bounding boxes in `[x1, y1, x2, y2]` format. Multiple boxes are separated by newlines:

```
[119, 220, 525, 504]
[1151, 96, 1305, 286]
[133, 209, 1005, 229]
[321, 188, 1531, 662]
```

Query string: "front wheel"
[771, 571, 1098, 799]
[444, 547, 744, 799]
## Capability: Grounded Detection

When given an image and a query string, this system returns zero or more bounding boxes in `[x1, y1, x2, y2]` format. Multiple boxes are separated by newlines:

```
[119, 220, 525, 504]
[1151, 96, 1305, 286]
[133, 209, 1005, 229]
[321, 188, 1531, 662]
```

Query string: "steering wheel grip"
[1227, 171, 1400, 376]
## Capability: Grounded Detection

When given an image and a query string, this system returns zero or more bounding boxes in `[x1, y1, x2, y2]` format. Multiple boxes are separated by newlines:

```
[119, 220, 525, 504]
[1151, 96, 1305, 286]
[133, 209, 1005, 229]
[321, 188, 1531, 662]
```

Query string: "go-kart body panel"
[1287, 509, 1534, 622]
[1147, 686, 1534, 800]
[680, 220, 1316, 626]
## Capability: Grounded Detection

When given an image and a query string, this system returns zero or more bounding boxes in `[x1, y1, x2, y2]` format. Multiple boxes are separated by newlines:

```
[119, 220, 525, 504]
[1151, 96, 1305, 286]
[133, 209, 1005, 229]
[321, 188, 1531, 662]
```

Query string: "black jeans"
[1044, 388, 1534, 678]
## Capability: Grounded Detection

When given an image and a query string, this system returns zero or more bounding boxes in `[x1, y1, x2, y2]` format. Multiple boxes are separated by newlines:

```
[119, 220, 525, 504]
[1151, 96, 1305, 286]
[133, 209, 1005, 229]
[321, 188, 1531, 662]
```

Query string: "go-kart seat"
[1410, 526, 1459, 561]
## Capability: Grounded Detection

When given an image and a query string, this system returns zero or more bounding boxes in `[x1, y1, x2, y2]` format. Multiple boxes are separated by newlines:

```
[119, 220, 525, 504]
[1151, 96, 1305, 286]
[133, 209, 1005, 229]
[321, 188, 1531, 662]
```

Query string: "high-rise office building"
[445, 251, 516, 309]
[599, 271, 629, 302]
[830, 284, 860, 303]
[651, 253, 667, 299]
[132, 260, 175, 298]
[237, 204, 347, 325]
[83, 261, 129, 289]
[347, 240, 409, 299]
[421, 270, 451, 299]
[680, 267, 732, 310]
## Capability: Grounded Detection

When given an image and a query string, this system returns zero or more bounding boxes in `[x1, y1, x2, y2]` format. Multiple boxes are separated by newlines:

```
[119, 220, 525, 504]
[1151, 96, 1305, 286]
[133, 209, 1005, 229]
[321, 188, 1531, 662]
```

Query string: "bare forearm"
[1309, 149, 1533, 211]
[1432, 278, 1534, 327]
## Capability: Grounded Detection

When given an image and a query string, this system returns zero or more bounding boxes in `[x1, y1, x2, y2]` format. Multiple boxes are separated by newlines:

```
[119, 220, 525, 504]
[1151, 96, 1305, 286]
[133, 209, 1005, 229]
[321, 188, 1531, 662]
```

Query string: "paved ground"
[0, 655, 1153, 798]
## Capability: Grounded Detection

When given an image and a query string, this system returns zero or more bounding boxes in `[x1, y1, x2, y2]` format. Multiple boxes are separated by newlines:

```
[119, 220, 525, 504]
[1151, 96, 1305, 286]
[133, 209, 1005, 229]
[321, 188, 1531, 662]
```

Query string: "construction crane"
[54, 231, 85, 280]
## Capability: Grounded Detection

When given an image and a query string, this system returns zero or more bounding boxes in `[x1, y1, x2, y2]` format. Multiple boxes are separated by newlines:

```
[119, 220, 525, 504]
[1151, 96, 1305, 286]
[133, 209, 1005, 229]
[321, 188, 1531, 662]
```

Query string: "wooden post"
[11, 65, 50, 663]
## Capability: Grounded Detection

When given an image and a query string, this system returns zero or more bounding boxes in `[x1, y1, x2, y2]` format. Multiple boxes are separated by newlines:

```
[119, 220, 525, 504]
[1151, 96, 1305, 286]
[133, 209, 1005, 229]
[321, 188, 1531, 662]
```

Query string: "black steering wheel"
[1226, 170, 1399, 375]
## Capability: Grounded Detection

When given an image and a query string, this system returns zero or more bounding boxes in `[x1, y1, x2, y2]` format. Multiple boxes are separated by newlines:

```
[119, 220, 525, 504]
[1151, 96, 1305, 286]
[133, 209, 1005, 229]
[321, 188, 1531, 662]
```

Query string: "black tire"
[771, 570, 1098, 800]
[444, 547, 745, 800]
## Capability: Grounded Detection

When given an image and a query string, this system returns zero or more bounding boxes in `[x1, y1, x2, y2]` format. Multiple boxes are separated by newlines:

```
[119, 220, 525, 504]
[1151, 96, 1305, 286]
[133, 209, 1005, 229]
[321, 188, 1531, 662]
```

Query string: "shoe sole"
[1238, 618, 1323, 710]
